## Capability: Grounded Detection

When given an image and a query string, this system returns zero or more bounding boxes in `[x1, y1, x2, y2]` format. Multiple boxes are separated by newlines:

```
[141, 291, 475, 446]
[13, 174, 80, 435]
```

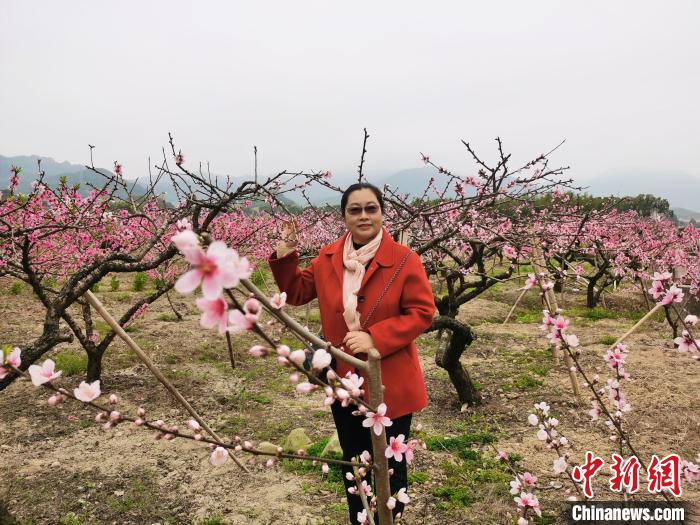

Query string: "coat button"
[358, 296, 365, 303]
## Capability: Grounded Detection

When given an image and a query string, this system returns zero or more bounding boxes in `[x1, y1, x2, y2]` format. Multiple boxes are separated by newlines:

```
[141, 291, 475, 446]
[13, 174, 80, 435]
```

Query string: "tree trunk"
[430, 316, 481, 405]
[86, 348, 104, 383]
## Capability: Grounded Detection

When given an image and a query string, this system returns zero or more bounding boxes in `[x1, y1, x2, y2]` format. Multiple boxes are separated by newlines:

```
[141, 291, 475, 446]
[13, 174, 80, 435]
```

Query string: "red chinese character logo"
[572, 451, 605, 498]
[609, 454, 641, 494]
[647, 454, 682, 497]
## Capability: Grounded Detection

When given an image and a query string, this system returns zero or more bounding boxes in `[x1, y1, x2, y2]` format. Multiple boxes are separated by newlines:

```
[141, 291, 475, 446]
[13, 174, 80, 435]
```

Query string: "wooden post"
[367, 348, 393, 525]
[84, 290, 249, 473]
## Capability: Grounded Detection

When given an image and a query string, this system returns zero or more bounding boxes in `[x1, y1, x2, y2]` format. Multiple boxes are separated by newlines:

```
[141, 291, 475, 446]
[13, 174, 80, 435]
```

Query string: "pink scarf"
[342, 229, 383, 330]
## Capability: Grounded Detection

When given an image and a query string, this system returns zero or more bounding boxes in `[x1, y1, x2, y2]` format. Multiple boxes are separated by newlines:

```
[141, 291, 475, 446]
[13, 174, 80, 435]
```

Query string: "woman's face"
[343, 188, 383, 244]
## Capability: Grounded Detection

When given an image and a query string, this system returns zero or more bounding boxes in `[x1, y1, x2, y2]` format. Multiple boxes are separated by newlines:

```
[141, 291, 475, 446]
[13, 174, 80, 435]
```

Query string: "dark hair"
[340, 182, 385, 215]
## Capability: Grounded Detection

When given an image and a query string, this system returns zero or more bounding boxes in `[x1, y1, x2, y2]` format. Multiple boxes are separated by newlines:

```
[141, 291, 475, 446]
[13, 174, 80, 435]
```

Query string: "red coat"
[269, 229, 435, 419]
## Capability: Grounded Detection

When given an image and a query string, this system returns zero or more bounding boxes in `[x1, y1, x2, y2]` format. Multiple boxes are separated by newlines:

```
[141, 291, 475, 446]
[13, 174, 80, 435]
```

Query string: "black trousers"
[331, 400, 412, 525]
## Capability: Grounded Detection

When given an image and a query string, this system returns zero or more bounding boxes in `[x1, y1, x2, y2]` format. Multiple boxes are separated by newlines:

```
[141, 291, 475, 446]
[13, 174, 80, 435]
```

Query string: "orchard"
[1, 137, 698, 524]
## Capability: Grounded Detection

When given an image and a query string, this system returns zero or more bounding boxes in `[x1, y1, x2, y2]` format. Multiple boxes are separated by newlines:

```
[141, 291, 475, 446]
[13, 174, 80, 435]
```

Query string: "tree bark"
[429, 316, 481, 405]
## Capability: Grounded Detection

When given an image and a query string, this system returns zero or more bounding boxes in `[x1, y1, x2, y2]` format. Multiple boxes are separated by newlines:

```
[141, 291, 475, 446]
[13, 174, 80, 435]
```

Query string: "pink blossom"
[5, 347, 21, 368]
[652, 271, 673, 282]
[276, 345, 290, 357]
[356, 509, 368, 524]
[171, 229, 199, 253]
[521, 472, 537, 486]
[196, 296, 230, 335]
[565, 334, 579, 348]
[248, 345, 269, 357]
[340, 373, 364, 397]
[523, 274, 537, 290]
[397, 487, 410, 504]
[187, 419, 202, 432]
[243, 297, 261, 321]
[74, 380, 101, 402]
[210, 446, 229, 466]
[674, 331, 698, 353]
[289, 350, 307, 366]
[497, 450, 509, 462]
[228, 309, 253, 332]
[176, 218, 191, 231]
[527, 414, 539, 426]
[404, 439, 418, 464]
[28, 359, 62, 386]
[385, 434, 409, 462]
[553, 456, 568, 474]
[514, 492, 540, 515]
[502, 245, 518, 260]
[534, 402, 550, 415]
[648, 280, 664, 299]
[175, 241, 250, 300]
[311, 349, 332, 370]
[269, 292, 287, 309]
[321, 463, 329, 474]
[685, 315, 698, 326]
[296, 382, 317, 394]
[386, 496, 397, 510]
[362, 403, 392, 436]
[660, 285, 684, 306]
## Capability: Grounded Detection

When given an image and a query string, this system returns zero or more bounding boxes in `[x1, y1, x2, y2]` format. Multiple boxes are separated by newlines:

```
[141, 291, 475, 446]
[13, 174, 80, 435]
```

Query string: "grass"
[431, 451, 511, 508]
[280, 438, 346, 494]
[516, 310, 542, 323]
[106, 478, 154, 513]
[599, 335, 617, 345]
[425, 432, 496, 459]
[408, 471, 430, 483]
[199, 516, 225, 525]
[513, 374, 544, 390]
[53, 351, 88, 376]
[252, 394, 273, 404]
[9, 281, 24, 295]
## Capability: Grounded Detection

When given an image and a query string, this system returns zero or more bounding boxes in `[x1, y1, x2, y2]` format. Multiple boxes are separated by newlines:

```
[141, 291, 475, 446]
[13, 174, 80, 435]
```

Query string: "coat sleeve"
[366, 251, 435, 358]
[268, 250, 318, 306]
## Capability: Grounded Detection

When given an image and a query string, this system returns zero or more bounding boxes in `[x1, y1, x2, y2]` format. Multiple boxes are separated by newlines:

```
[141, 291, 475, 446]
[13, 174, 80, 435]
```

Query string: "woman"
[268, 182, 435, 523]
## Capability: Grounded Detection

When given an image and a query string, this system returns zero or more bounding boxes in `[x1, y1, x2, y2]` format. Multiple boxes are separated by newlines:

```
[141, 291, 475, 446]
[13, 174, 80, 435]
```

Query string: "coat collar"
[325, 228, 396, 287]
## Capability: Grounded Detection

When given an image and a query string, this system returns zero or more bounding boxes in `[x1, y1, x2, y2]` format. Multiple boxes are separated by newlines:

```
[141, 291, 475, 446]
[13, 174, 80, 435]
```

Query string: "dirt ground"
[0, 275, 698, 525]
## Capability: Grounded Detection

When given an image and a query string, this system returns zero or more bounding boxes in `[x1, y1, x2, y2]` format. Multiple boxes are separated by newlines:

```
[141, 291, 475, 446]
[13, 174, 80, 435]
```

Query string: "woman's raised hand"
[275, 219, 299, 259]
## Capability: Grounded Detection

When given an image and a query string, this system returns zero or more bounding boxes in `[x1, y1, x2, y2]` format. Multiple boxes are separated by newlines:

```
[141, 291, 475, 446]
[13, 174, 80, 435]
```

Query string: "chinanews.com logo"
[563, 451, 697, 524]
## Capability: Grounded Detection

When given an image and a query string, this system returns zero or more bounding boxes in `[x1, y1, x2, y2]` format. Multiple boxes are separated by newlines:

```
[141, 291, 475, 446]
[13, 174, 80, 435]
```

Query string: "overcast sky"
[1, 0, 698, 184]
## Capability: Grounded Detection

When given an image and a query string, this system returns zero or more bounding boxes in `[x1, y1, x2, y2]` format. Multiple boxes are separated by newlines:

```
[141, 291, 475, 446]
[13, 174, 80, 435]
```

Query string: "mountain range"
[2, 155, 698, 217]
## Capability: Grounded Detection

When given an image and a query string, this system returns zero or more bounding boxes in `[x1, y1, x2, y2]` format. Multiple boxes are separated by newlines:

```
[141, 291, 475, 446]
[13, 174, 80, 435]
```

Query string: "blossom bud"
[233, 445, 242, 452]
[244, 441, 252, 449]
[137, 407, 146, 417]
[415, 423, 423, 432]
[276, 345, 291, 358]
[266, 459, 275, 468]
[322, 463, 329, 474]
[346, 472, 355, 481]
[109, 394, 118, 405]
[326, 369, 337, 381]
[194, 434, 202, 441]
[102, 421, 113, 431]
[134, 418, 144, 426]
[109, 411, 121, 423]
[289, 350, 306, 366]
[95, 412, 107, 423]
[47, 395, 61, 406]
[289, 372, 300, 384]
[187, 419, 202, 432]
